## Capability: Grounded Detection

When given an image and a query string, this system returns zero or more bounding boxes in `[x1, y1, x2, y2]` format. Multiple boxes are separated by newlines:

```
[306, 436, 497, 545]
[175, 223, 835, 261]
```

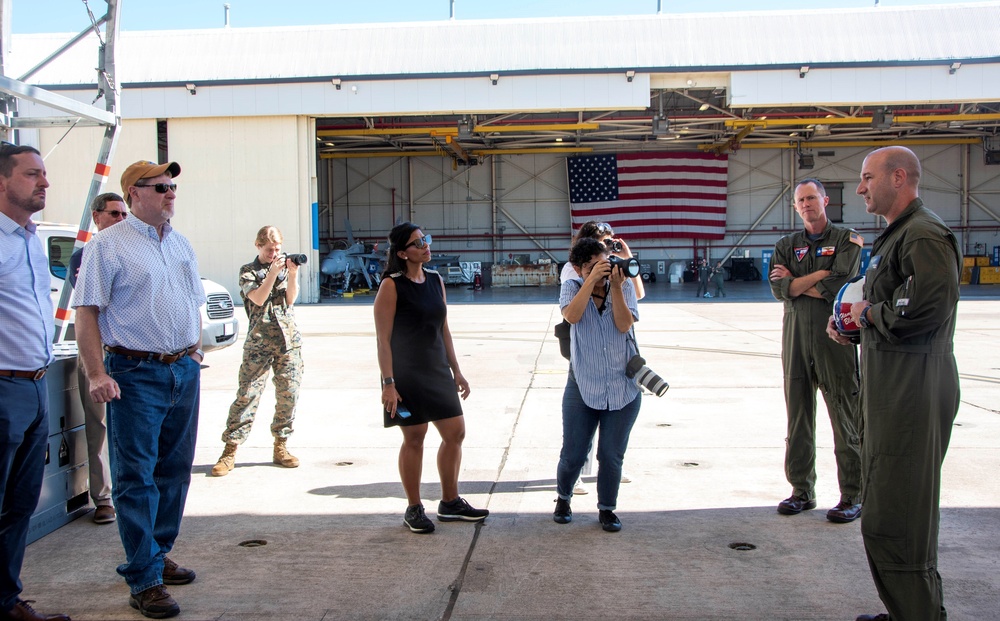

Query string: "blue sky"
[10, 0, 982, 33]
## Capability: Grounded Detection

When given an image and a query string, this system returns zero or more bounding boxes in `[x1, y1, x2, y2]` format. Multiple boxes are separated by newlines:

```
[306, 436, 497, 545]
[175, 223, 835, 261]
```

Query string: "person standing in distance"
[0, 143, 71, 621]
[211, 225, 303, 476]
[769, 178, 864, 523]
[373, 223, 488, 534]
[828, 146, 961, 621]
[74, 161, 204, 620]
[68, 192, 128, 525]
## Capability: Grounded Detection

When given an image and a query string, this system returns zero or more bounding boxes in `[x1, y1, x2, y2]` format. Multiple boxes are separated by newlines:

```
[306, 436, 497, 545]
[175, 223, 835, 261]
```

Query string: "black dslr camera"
[626, 355, 669, 397]
[608, 255, 640, 279]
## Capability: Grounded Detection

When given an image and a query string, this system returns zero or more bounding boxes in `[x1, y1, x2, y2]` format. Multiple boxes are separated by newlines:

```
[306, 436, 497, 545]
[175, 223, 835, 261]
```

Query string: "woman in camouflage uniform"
[211, 226, 303, 476]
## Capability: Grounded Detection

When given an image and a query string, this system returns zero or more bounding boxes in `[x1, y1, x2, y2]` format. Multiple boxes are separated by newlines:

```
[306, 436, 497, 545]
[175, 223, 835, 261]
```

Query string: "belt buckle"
[33, 368, 47, 381]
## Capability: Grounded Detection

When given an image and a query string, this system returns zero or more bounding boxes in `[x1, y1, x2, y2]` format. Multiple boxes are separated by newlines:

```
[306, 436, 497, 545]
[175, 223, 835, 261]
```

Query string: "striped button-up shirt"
[560, 278, 640, 410]
[0, 213, 54, 370]
[73, 216, 205, 353]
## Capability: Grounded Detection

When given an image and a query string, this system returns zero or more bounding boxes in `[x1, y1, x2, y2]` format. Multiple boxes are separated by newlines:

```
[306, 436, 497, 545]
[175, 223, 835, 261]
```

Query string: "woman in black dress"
[373, 222, 489, 534]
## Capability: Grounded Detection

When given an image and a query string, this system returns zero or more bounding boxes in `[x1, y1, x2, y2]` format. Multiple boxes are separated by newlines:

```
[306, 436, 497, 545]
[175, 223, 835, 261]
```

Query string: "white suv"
[38, 222, 240, 353]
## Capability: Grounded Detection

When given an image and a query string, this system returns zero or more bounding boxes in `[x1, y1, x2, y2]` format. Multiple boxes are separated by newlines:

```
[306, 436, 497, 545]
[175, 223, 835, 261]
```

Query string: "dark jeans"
[106, 353, 200, 594]
[0, 377, 48, 612]
[556, 375, 640, 510]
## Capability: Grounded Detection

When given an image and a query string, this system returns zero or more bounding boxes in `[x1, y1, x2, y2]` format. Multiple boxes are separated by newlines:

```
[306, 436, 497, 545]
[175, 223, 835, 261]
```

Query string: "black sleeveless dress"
[383, 268, 464, 427]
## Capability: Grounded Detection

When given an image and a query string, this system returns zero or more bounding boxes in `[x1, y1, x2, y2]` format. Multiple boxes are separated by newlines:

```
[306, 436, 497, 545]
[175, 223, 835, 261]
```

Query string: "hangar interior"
[7, 2, 1000, 301]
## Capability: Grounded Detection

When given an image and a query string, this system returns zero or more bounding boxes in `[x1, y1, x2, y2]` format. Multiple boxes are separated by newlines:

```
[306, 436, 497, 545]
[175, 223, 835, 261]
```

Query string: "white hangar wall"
[33, 114, 319, 303]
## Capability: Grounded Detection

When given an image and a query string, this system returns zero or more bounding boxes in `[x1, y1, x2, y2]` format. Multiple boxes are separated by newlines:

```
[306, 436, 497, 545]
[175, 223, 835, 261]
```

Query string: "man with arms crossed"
[0, 143, 70, 621]
[74, 161, 204, 620]
[770, 178, 863, 523]
[829, 146, 961, 621]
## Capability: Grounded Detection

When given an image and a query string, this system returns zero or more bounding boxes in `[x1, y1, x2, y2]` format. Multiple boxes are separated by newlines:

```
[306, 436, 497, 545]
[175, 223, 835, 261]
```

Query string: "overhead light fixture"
[949, 62, 961, 75]
[871, 109, 894, 129]
[351, 85, 358, 94]
[489, 73, 499, 85]
[948, 120, 963, 129]
[555, 137, 564, 142]
[699, 103, 710, 111]
[625, 70, 636, 83]
[799, 66, 810, 78]
[331, 78, 342, 90]
[457, 117, 472, 138]
[652, 113, 670, 136]
[798, 152, 815, 169]
[185, 83, 197, 95]
[686, 79, 695, 87]
[812, 124, 832, 137]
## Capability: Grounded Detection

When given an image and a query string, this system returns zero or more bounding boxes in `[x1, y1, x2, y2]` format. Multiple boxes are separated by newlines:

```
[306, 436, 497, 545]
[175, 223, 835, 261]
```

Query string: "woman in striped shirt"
[553, 237, 642, 532]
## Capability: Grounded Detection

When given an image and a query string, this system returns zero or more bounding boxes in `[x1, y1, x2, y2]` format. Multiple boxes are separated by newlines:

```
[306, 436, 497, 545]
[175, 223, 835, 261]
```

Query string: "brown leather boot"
[273, 437, 299, 468]
[210, 443, 237, 477]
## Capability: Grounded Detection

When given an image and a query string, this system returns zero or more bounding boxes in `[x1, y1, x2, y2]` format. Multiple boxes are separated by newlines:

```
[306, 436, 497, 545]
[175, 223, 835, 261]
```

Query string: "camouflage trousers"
[222, 334, 303, 444]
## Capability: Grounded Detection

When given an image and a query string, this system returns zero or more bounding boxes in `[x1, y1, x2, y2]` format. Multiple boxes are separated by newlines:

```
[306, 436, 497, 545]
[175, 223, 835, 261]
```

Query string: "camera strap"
[626, 327, 641, 358]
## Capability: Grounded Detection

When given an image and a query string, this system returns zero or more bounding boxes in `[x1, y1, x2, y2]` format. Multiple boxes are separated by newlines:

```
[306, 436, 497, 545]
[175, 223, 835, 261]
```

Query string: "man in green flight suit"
[829, 146, 961, 621]
[770, 178, 863, 523]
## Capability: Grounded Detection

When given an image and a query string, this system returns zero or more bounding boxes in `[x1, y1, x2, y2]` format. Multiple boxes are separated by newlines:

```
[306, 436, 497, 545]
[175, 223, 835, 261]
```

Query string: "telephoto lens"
[625, 355, 669, 397]
[286, 253, 308, 265]
[608, 255, 640, 279]
[605, 239, 624, 253]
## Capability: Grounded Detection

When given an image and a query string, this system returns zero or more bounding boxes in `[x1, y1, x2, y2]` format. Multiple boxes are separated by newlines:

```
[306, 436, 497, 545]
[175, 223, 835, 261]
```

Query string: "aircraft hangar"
[9, 2, 1000, 301]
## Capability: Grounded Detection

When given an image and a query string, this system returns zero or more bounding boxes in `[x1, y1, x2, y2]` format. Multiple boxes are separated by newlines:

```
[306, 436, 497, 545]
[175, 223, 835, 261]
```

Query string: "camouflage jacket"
[239, 257, 301, 351]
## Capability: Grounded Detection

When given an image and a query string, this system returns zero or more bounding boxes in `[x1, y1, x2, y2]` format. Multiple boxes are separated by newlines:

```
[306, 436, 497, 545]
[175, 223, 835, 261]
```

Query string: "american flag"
[567, 151, 729, 240]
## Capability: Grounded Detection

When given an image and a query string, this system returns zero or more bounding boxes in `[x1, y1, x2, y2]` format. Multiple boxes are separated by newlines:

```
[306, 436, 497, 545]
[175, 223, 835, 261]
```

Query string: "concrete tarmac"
[21, 282, 1000, 620]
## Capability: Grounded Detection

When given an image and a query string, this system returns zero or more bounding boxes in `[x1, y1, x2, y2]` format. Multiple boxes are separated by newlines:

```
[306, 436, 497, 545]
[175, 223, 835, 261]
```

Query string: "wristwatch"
[382, 377, 395, 386]
[195, 348, 205, 359]
[858, 306, 872, 329]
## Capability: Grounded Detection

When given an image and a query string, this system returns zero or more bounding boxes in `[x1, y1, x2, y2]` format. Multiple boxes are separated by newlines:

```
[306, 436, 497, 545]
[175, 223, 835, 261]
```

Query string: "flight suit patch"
[794, 247, 809, 261]
[817, 246, 835, 256]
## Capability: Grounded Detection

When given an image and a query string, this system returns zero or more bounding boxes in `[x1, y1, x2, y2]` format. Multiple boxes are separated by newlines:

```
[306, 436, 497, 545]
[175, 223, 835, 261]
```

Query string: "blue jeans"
[106, 353, 200, 594]
[556, 375, 641, 510]
[0, 377, 48, 612]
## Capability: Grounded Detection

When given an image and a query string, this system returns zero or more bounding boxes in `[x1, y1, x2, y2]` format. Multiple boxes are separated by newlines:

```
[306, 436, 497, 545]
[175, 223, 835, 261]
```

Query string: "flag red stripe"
[620, 165, 728, 176]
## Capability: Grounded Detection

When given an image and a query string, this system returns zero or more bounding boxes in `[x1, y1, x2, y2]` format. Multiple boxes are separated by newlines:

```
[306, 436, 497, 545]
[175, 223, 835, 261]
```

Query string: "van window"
[47, 236, 75, 281]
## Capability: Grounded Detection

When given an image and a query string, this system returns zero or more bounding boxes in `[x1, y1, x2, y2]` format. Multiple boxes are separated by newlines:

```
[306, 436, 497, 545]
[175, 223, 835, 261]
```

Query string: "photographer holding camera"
[553, 237, 642, 533]
[211, 225, 304, 476]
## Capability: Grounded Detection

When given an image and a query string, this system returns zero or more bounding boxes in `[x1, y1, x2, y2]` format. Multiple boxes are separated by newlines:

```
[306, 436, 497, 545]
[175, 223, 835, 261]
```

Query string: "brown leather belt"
[104, 344, 199, 364]
[0, 368, 47, 380]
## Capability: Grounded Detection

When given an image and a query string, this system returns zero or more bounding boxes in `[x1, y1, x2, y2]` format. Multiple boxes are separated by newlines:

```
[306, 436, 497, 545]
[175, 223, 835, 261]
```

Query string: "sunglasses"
[98, 209, 127, 219]
[134, 183, 177, 194]
[404, 234, 432, 249]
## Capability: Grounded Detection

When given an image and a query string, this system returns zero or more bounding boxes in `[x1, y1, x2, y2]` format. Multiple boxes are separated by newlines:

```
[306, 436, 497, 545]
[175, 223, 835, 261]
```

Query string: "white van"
[37, 222, 240, 353]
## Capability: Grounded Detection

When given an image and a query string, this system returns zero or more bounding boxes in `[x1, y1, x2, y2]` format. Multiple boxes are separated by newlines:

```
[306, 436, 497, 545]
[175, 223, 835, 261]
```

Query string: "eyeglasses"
[98, 209, 127, 219]
[404, 234, 432, 249]
[134, 183, 177, 194]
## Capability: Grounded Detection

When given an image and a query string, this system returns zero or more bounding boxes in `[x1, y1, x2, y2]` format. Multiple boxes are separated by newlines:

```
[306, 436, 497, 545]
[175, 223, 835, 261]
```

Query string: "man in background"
[770, 178, 863, 524]
[68, 192, 128, 525]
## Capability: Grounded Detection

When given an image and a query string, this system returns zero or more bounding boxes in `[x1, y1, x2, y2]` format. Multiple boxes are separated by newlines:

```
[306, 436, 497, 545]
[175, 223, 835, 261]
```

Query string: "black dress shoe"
[827, 501, 862, 523]
[598, 509, 622, 532]
[553, 498, 572, 524]
[1, 600, 70, 621]
[856, 614, 890, 620]
[777, 494, 817, 515]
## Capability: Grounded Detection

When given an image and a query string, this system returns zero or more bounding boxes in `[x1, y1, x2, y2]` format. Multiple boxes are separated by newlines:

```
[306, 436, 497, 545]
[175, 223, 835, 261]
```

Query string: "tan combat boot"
[211, 443, 238, 476]
[273, 437, 300, 468]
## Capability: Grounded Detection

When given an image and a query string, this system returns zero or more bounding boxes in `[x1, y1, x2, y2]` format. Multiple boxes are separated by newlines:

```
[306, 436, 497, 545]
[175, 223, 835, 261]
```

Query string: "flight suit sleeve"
[814, 229, 862, 301]
[869, 235, 960, 343]
[769, 238, 793, 301]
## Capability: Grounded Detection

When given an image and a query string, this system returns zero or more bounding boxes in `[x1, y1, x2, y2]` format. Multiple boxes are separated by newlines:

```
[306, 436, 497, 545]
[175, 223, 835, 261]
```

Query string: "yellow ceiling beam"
[473, 123, 600, 133]
[318, 122, 600, 138]
[726, 113, 1000, 129]
[320, 151, 442, 159]
[472, 147, 594, 155]
[699, 137, 982, 151]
